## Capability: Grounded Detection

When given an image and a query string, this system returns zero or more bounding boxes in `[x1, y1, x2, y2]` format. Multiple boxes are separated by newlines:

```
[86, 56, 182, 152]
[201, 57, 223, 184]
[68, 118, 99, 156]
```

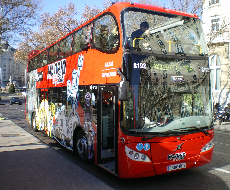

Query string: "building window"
[210, 55, 221, 91]
[209, 0, 219, 6]
[211, 18, 220, 32]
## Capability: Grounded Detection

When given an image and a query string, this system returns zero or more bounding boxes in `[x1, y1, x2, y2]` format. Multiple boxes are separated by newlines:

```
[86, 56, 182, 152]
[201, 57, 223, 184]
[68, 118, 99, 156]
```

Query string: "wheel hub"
[77, 137, 87, 155]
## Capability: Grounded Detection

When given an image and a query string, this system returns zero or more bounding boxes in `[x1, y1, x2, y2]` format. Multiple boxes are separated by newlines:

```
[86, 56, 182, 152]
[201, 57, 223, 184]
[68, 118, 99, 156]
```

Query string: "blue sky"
[41, 0, 108, 16]
[41, 0, 169, 17]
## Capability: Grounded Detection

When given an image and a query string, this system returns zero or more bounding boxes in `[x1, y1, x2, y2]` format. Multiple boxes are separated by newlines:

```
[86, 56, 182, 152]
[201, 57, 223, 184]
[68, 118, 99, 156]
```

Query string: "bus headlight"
[134, 153, 139, 159]
[201, 140, 214, 153]
[141, 155, 146, 161]
[125, 146, 151, 162]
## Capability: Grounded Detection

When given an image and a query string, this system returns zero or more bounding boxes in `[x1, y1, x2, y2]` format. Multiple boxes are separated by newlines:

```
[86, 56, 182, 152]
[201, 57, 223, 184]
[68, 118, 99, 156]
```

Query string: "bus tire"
[76, 130, 88, 163]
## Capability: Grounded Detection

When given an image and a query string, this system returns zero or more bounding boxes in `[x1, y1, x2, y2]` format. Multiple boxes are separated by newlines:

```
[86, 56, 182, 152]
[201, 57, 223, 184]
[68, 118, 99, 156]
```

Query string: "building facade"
[202, 0, 230, 106]
[0, 41, 27, 87]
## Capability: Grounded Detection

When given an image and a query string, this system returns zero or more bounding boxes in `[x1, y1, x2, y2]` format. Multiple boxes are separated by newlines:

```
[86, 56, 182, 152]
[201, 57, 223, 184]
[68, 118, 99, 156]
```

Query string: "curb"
[214, 121, 230, 131]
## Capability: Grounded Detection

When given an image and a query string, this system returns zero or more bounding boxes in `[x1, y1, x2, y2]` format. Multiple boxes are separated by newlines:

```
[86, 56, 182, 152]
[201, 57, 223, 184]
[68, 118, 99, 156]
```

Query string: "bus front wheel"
[76, 130, 88, 163]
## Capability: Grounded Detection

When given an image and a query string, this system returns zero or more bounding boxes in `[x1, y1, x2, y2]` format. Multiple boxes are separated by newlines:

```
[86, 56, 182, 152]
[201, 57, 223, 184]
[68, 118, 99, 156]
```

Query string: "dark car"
[10, 97, 22, 105]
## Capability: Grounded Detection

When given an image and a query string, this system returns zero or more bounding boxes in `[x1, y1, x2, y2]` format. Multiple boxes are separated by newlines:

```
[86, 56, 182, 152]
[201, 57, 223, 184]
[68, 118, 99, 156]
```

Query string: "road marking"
[214, 141, 230, 146]
[214, 168, 230, 174]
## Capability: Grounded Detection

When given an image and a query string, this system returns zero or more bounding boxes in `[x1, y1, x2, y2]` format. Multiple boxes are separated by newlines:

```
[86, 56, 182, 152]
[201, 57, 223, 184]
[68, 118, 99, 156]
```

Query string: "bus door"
[98, 86, 118, 175]
[40, 89, 49, 132]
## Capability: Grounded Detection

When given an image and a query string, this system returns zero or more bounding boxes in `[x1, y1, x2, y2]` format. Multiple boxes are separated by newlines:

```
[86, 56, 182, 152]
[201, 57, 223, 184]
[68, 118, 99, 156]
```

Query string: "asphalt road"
[0, 95, 230, 190]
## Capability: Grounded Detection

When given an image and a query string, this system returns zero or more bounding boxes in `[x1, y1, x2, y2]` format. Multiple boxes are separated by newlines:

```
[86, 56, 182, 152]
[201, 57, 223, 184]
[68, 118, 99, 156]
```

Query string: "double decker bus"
[26, 2, 214, 178]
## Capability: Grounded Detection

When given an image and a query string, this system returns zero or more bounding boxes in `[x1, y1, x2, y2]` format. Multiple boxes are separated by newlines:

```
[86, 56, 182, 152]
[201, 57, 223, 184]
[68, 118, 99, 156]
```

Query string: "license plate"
[167, 163, 186, 171]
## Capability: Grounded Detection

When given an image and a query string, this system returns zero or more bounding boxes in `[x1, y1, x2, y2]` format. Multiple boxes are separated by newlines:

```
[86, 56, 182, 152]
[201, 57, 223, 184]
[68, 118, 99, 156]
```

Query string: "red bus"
[26, 2, 214, 178]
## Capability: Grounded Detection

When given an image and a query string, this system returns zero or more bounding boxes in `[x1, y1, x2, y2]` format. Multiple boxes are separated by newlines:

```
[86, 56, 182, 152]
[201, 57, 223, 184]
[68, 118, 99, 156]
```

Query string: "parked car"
[10, 97, 22, 105]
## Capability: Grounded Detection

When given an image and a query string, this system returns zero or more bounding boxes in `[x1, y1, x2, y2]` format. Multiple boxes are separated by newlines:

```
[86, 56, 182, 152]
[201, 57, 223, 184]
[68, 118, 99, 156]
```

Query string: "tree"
[15, 2, 79, 61]
[8, 84, 15, 93]
[169, 0, 203, 17]
[0, 0, 42, 44]
[39, 2, 79, 38]
[81, 4, 101, 23]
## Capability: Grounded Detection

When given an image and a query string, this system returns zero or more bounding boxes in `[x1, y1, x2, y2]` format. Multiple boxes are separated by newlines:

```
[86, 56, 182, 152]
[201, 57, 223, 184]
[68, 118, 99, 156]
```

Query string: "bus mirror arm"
[117, 68, 129, 101]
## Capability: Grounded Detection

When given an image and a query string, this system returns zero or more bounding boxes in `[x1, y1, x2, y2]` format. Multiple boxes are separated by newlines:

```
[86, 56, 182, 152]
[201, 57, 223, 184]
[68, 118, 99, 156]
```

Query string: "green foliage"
[8, 84, 15, 93]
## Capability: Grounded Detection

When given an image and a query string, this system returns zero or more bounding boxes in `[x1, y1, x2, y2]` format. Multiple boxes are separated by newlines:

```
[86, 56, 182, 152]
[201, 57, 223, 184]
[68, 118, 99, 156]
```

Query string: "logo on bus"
[174, 142, 184, 151]
[102, 61, 116, 78]
[47, 59, 66, 85]
[105, 61, 113, 67]
[36, 71, 43, 82]
[136, 143, 150, 151]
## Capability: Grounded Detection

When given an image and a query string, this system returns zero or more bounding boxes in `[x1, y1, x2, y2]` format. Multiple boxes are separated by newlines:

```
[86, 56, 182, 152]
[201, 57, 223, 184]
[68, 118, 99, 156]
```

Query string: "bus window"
[59, 35, 72, 59]
[93, 14, 119, 52]
[73, 24, 92, 53]
[34, 55, 40, 69]
[50, 87, 65, 112]
[48, 43, 59, 64]
[73, 29, 83, 53]
[41, 50, 48, 66]
[122, 8, 208, 55]
[28, 59, 33, 72]
[82, 24, 92, 48]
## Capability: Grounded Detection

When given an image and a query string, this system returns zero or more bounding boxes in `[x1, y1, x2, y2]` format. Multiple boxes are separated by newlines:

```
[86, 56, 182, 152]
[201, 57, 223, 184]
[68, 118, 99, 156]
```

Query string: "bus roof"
[28, 2, 199, 60]
[112, 2, 198, 18]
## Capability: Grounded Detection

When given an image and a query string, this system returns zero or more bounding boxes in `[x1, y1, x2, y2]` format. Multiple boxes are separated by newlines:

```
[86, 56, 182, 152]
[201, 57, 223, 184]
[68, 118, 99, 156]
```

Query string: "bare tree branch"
[15, 2, 80, 62]
[0, 0, 42, 43]
[169, 0, 203, 17]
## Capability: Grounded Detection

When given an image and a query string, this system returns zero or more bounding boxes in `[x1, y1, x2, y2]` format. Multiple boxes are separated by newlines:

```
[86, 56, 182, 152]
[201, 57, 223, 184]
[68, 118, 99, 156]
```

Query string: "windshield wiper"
[142, 126, 210, 141]
[175, 52, 186, 56]
[142, 131, 179, 141]
[172, 126, 209, 135]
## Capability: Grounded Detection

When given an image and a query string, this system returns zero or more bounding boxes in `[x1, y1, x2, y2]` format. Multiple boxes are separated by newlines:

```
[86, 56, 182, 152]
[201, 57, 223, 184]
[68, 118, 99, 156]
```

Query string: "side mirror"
[117, 68, 129, 101]
[118, 81, 129, 101]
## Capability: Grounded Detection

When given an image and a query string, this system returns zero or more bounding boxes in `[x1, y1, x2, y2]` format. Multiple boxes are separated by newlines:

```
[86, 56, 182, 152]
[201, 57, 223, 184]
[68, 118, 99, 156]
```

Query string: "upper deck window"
[41, 50, 48, 66]
[73, 24, 92, 53]
[93, 14, 119, 53]
[122, 8, 208, 55]
[59, 35, 72, 59]
[48, 43, 59, 64]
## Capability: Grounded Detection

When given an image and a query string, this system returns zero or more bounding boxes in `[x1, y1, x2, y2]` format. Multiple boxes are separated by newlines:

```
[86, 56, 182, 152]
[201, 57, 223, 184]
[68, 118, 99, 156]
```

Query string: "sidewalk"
[0, 113, 114, 190]
[214, 121, 230, 131]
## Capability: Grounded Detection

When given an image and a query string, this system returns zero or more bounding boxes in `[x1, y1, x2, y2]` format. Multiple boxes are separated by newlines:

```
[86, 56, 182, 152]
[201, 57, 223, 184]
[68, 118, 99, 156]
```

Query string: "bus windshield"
[122, 8, 208, 55]
[121, 8, 212, 135]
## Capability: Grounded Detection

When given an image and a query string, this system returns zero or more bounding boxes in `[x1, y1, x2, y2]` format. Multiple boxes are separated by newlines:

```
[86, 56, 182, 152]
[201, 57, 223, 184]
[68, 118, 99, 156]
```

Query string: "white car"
[22, 92, 26, 97]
